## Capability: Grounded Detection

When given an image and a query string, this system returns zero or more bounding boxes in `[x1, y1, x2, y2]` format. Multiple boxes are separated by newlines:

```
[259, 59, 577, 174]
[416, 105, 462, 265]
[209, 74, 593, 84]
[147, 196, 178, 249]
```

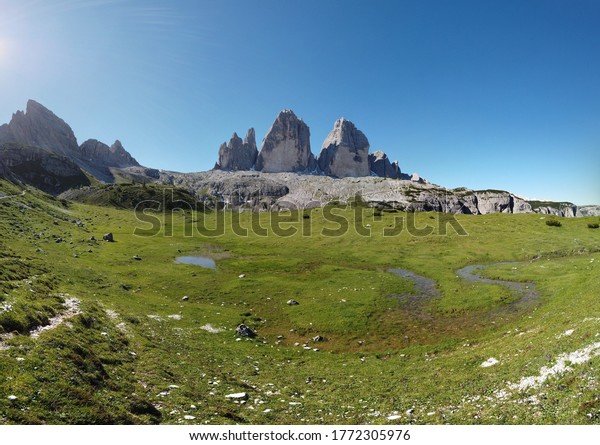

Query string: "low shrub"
[546, 219, 562, 227]
[588, 223, 599, 229]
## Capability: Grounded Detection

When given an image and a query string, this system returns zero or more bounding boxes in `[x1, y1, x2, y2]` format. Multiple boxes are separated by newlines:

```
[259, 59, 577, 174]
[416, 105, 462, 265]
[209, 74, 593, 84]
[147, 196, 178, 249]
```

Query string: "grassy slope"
[1, 178, 600, 424]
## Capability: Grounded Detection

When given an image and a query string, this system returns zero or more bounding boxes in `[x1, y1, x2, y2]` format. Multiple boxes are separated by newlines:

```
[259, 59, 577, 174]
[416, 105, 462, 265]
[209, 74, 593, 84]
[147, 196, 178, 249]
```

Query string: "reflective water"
[175, 256, 216, 269]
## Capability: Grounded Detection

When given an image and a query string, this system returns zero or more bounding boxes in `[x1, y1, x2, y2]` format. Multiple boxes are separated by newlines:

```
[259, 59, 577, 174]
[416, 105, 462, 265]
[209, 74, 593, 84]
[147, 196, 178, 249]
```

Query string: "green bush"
[588, 223, 600, 229]
[546, 219, 562, 227]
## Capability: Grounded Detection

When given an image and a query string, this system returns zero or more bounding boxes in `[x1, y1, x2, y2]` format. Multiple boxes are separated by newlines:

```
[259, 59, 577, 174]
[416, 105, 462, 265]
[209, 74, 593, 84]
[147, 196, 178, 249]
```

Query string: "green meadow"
[1, 179, 599, 424]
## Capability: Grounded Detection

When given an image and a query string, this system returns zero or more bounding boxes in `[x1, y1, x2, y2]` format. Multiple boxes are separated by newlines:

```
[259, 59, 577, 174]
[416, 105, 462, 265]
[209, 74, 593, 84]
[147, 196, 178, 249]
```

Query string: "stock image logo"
[132, 189, 468, 238]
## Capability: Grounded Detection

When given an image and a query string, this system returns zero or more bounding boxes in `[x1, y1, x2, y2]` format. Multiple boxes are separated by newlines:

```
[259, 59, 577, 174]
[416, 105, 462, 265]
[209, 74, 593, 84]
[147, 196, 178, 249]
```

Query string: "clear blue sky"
[1, 0, 598, 204]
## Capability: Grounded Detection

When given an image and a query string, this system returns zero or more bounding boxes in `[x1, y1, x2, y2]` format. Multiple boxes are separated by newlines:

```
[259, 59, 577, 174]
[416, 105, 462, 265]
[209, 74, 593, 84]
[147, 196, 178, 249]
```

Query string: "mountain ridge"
[0, 100, 596, 217]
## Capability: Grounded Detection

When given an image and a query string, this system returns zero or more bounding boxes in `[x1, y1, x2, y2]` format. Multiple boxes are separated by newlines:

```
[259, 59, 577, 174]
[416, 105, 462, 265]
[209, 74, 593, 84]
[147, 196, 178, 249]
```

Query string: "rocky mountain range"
[0, 100, 140, 184]
[0, 100, 597, 217]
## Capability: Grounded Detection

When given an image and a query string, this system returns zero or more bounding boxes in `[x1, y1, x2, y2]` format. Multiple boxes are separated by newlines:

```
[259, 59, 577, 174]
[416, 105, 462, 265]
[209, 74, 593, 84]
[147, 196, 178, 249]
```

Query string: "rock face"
[256, 110, 315, 173]
[0, 100, 79, 156]
[472, 191, 532, 214]
[0, 142, 91, 195]
[578, 205, 600, 217]
[215, 128, 258, 171]
[0, 100, 140, 184]
[79, 139, 139, 168]
[368, 151, 400, 179]
[533, 205, 577, 217]
[317, 118, 370, 178]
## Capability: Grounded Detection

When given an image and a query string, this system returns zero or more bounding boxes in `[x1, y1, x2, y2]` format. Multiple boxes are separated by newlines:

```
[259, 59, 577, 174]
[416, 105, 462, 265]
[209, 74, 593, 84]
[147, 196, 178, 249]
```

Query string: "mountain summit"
[0, 100, 139, 183]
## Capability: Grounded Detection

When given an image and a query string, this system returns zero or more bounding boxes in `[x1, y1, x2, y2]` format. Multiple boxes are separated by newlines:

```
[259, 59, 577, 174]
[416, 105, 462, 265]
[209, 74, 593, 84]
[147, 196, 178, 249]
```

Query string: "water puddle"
[456, 262, 538, 308]
[175, 256, 216, 269]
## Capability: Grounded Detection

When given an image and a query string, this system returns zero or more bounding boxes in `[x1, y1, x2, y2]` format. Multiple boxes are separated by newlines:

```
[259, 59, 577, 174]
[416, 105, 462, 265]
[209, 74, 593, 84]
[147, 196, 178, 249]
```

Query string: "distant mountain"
[0, 100, 139, 183]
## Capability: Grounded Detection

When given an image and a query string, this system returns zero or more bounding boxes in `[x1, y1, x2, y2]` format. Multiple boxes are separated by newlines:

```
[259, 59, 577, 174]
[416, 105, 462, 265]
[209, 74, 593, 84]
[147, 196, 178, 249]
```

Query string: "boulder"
[256, 110, 315, 173]
[215, 128, 258, 171]
[235, 323, 256, 338]
[317, 118, 370, 178]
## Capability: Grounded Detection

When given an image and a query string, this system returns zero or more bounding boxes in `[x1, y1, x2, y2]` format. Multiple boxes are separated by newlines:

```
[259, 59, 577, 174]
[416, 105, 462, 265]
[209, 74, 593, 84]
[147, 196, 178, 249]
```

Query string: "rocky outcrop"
[0, 100, 79, 156]
[215, 128, 258, 171]
[160, 170, 571, 217]
[368, 151, 400, 179]
[533, 205, 577, 218]
[160, 170, 290, 210]
[79, 139, 139, 168]
[471, 191, 532, 214]
[256, 110, 315, 173]
[0, 142, 90, 195]
[317, 118, 370, 178]
[578, 205, 600, 217]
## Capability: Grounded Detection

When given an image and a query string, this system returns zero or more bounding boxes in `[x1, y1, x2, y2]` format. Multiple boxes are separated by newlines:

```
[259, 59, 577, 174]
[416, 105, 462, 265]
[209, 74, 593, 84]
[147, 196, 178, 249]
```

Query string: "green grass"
[1, 178, 600, 424]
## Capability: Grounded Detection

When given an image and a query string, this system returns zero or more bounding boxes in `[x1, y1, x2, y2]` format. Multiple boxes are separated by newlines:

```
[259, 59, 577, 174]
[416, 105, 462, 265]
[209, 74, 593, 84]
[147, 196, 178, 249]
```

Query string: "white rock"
[387, 415, 401, 420]
[226, 392, 248, 400]
[481, 357, 500, 368]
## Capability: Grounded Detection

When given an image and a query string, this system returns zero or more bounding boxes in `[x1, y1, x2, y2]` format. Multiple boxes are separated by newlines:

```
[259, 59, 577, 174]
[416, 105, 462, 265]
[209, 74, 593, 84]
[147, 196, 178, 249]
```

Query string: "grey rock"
[103, 232, 114, 242]
[287, 299, 300, 306]
[132, 255, 142, 261]
[78, 139, 139, 182]
[155, 169, 580, 218]
[369, 151, 400, 179]
[256, 110, 315, 173]
[0, 100, 140, 184]
[473, 191, 533, 215]
[317, 118, 370, 178]
[578, 205, 600, 217]
[215, 128, 258, 171]
[0, 100, 79, 156]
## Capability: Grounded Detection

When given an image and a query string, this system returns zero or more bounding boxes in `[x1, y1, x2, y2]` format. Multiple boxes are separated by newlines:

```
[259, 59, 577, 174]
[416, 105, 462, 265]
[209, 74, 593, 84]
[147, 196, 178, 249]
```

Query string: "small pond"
[174, 256, 216, 269]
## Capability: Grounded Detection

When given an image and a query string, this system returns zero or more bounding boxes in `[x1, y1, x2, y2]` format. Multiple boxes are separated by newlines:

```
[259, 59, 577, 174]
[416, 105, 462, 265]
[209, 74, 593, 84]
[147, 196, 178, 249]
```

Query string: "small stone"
[7, 395, 17, 401]
[184, 415, 196, 420]
[225, 392, 248, 400]
[182, 296, 189, 301]
[387, 415, 401, 420]
[312, 335, 324, 342]
[132, 255, 142, 261]
[103, 232, 114, 242]
[238, 274, 246, 278]
[287, 299, 299, 306]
